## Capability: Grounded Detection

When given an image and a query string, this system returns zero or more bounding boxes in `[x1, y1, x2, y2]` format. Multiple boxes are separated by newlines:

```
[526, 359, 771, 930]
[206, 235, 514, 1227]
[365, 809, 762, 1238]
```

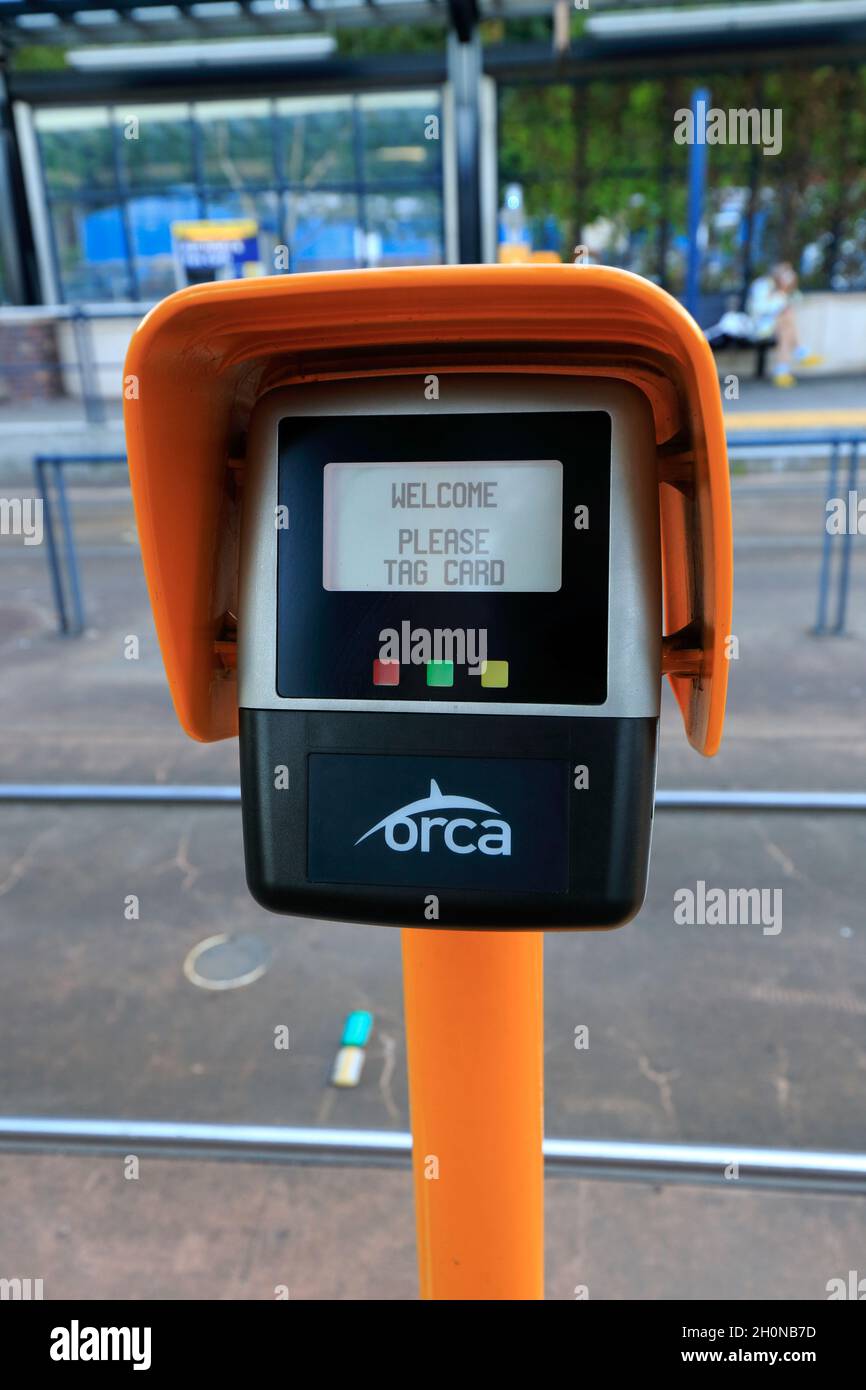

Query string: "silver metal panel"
[12, 100, 60, 305]
[238, 374, 662, 718]
[479, 75, 498, 265]
[440, 82, 459, 265]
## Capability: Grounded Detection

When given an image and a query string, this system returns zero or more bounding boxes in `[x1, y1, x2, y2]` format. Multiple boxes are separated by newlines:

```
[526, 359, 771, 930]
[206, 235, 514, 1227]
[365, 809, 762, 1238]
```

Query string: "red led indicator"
[373, 659, 400, 687]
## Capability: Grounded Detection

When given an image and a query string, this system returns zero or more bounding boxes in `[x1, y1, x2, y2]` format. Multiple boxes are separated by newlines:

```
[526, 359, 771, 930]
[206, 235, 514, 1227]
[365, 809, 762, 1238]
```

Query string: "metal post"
[402, 928, 544, 1300]
[53, 461, 86, 634]
[739, 73, 764, 308]
[833, 440, 859, 635]
[350, 95, 370, 267]
[70, 308, 106, 426]
[34, 456, 69, 634]
[814, 440, 840, 635]
[446, 27, 483, 265]
[0, 68, 41, 305]
[685, 87, 710, 321]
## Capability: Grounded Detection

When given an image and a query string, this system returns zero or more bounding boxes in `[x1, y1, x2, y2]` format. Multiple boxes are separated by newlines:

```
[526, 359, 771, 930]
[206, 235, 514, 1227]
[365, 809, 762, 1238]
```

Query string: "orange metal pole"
[401, 928, 544, 1301]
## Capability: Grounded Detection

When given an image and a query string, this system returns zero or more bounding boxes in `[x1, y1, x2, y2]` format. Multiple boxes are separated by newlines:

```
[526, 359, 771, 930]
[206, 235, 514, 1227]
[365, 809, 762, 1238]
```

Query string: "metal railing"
[2, 784, 866, 811]
[0, 1116, 864, 1197]
[729, 431, 864, 635]
[34, 452, 127, 634]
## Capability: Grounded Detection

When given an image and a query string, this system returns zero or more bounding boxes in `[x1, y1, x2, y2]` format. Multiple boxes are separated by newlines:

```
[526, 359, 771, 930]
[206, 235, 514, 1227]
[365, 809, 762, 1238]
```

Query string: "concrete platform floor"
[2, 1154, 865, 1301]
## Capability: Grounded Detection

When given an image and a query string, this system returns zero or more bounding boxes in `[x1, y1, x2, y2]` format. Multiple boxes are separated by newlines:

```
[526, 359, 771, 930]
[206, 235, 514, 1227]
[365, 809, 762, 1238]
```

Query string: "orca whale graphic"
[355, 778, 501, 846]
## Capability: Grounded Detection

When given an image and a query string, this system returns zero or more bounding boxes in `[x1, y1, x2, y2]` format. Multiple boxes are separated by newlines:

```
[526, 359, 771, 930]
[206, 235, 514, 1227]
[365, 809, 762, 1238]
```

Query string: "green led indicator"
[426, 661, 454, 687]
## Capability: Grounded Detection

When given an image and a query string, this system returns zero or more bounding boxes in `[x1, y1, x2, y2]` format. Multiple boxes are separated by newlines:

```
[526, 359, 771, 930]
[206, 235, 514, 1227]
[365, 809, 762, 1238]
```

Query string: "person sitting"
[706, 261, 822, 387]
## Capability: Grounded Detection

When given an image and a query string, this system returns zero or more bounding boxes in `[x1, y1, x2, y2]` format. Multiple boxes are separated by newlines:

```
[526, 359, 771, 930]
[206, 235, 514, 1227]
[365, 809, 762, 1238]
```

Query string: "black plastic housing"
[239, 708, 657, 930]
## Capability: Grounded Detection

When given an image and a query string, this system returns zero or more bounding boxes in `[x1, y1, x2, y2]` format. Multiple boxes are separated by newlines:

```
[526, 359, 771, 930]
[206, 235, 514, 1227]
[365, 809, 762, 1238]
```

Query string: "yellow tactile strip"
[726, 410, 866, 431]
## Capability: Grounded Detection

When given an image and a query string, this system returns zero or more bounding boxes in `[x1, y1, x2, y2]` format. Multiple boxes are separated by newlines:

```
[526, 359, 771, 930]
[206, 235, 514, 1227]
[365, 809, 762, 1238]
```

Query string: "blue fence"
[34, 453, 127, 634]
[729, 432, 863, 636]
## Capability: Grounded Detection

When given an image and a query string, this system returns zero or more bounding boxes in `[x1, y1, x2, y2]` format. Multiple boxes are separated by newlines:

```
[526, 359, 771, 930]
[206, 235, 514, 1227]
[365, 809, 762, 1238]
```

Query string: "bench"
[708, 332, 776, 380]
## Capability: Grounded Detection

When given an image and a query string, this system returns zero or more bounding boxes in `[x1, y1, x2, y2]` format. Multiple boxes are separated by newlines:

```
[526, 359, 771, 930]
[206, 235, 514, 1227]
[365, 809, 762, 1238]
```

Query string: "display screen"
[322, 460, 563, 592]
[275, 412, 610, 706]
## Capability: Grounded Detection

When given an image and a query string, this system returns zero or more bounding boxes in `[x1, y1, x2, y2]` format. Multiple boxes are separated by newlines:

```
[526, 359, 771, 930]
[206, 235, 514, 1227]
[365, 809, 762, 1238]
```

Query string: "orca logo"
[355, 779, 512, 857]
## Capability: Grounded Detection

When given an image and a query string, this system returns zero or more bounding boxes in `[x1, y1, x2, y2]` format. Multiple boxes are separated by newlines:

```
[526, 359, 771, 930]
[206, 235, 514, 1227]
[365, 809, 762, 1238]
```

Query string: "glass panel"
[118, 103, 194, 190]
[359, 91, 442, 181]
[285, 191, 360, 271]
[128, 191, 200, 300]
[35, 107, 116, 193]
[49, 198, 133, 302]
[195, 99, 275, 187]
[364, 189, 443, 267]
[276, 96, 355, 186]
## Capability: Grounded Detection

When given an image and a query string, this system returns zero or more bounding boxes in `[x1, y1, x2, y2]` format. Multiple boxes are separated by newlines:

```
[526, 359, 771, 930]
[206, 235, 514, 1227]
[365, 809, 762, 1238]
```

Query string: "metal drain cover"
[183, 933, 271, 991]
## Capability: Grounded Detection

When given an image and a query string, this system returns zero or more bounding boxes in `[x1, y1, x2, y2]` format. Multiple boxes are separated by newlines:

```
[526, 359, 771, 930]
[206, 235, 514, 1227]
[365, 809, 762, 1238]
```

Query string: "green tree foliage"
[499, 65, 866, 291]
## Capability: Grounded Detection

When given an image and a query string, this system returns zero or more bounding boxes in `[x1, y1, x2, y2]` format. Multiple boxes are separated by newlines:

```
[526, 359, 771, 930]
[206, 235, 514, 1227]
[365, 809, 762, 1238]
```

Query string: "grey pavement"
[2, 1155, 863, 1301]
[723, 369, 866, 417]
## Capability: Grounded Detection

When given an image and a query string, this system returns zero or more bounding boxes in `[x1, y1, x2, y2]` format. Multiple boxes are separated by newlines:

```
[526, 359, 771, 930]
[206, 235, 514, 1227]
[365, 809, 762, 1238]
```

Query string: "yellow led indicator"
[481, 660, 509, 689]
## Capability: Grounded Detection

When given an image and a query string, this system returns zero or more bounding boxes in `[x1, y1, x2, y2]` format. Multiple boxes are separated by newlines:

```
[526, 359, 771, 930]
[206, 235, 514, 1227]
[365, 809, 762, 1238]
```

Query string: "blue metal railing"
[728, 431, 864, 635]
[33, 452, 127, 634]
